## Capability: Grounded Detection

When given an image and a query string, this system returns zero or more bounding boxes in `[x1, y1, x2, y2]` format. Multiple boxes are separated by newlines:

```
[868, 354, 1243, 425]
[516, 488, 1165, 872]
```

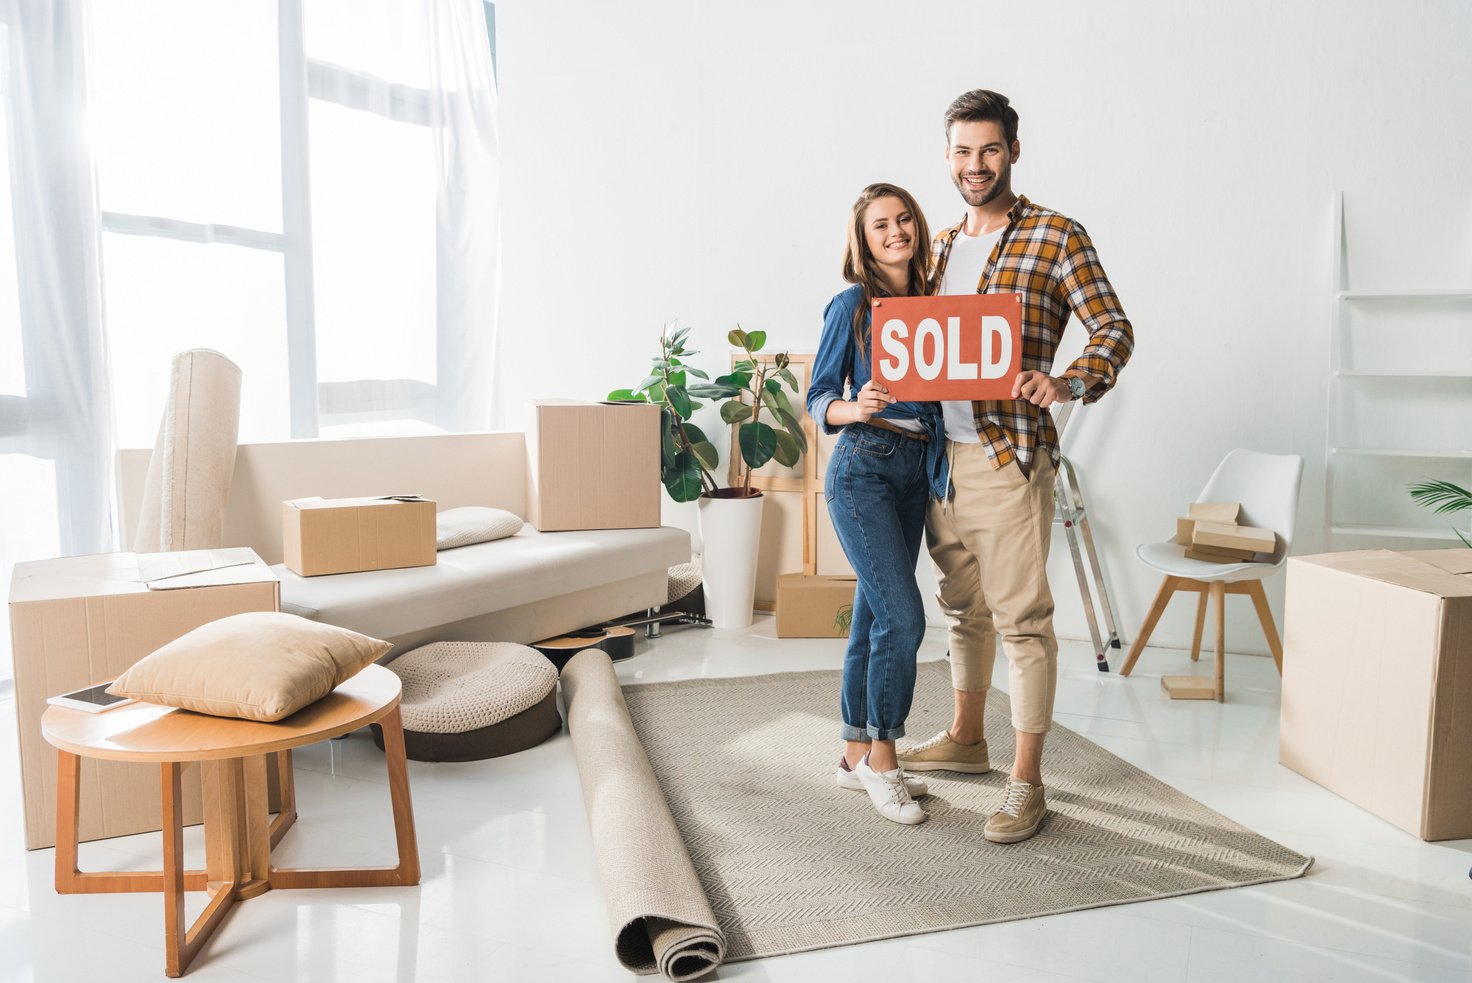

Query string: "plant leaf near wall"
[609, 321, 806, 501]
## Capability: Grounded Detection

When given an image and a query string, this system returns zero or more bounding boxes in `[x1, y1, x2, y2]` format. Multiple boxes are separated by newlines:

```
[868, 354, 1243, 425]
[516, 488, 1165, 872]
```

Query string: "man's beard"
[954, 161, 1010, 207]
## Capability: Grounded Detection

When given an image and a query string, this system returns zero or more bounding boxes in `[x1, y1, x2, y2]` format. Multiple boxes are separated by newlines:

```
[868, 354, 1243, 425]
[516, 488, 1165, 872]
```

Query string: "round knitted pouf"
[372, 641, 560, 762]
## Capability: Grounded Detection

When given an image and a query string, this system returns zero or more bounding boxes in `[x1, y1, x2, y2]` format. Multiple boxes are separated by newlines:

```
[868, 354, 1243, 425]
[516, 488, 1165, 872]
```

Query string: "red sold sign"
[870, 294, 1023, 400]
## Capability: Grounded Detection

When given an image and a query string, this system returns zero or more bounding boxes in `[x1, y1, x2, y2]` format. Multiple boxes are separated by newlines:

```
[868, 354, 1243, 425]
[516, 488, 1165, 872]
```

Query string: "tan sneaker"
[897, 731, 991, 774]
[984, 779, 1046, 843]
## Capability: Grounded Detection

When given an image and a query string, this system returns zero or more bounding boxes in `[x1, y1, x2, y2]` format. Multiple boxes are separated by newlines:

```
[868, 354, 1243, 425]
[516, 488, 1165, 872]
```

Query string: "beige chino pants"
[926, 441, 1058, 734]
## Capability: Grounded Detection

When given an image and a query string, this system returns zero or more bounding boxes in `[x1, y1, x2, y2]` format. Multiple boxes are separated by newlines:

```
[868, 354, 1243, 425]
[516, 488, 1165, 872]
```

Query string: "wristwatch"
[1064, 375, 1086, 401]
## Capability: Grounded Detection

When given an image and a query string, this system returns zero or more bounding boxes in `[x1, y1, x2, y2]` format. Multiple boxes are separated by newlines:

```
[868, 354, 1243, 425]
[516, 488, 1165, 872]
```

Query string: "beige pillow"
[435, 506, 523, 550]
[108, 612, 392, 722]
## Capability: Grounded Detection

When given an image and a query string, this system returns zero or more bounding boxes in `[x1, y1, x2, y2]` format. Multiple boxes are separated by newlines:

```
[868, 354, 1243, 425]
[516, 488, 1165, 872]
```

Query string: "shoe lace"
[907, 731, 950, 753]
[886, 770, 916, 807]
[999, 780, 1032, 818]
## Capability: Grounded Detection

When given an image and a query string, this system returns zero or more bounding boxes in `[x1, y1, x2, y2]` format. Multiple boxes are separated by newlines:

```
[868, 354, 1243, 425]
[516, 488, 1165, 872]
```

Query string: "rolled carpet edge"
[562, 650, 727, 981]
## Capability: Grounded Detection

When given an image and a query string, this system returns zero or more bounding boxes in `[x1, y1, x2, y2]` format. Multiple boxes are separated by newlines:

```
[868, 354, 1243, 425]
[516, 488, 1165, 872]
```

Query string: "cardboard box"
[525, 400, 660, 531]
[1188, 501, 1242, 524]
[775, 573, 857, 638]
[8, 548, 280, 849]
[1193, 521, 1275, 555]
[282, 495, 436, 576]
[1280, 549, 1472, 840]
[1185, 543, 1258, 563]
[1161, 675, 1215, 700]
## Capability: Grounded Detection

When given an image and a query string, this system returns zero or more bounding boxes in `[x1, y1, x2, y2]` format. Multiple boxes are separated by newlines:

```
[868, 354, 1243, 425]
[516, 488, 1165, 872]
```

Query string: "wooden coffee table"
[41, 664, 419, 977]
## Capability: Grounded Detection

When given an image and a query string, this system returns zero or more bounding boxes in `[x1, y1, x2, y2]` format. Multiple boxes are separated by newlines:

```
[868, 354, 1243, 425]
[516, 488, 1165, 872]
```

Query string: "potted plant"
[610, 323, 806, 628]
[1409, 480, 1472, 547]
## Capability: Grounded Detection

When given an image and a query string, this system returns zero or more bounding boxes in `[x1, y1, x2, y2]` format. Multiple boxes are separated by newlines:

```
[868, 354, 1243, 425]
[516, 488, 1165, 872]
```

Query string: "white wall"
[492, 0, 1472, 655]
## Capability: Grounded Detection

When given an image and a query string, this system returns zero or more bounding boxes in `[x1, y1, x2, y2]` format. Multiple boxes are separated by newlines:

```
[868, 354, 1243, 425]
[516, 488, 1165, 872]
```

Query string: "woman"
[807, 183, 947, 825]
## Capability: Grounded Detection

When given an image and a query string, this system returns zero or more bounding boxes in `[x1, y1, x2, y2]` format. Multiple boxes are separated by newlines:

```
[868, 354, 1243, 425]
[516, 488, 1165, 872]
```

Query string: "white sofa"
[117, 432, 690, 654]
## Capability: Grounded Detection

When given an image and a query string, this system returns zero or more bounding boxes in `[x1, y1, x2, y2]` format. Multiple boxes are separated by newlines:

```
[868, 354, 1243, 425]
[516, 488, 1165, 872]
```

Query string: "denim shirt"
[807, 284, 950, 500]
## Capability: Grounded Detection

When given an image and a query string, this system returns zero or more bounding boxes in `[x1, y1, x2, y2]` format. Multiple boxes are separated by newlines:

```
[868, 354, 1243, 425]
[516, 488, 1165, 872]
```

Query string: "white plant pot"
[697, 492, 765, 630]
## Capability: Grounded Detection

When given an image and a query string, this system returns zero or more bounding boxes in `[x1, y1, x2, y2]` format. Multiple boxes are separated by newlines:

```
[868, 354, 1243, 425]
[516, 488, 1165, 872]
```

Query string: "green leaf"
[647, 381, 666, 403]
[772, 428, 799, 467]
[688, 382, 738, 398]
[606, 388, 643, 402]
[775, 352, 789, 369]
[660, 410, 679, 468]
[727, 327, 748, 348]
[637, 373, 662, 393]
[777, 407, 807, 452]
[733, 359, 756, 373]
[691, 440, 719, 471]
[663, 453, 703, 503]
[777, 367, 799, 391]
[650, 359, 671, 370]
[667, 385, 692, 419]
[721, 401, 752, 424]
[683, 366, 709, 380]
[746, 329, 767, 351]
[764, 378, 781, 395]
[668, 369, 687, 389]
[683, 423, 710, 446]
[760, 388, 781, 417]
[738, 421, 778, 469]
[1409, 480, 1472, 515]
[670, 326, 691, 348]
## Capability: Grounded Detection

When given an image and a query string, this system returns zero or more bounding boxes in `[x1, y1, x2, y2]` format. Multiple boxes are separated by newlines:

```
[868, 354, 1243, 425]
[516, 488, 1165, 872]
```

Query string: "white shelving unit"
[1324, 192, 1472, 547]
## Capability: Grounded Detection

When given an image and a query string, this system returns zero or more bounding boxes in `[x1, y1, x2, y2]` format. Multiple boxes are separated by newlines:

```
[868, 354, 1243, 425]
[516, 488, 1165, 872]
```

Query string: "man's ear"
[1010, 140, 1021, 163]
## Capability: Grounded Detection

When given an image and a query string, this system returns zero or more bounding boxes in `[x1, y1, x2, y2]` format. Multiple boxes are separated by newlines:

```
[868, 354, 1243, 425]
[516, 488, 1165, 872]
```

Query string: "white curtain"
[0, 0, 499, 679]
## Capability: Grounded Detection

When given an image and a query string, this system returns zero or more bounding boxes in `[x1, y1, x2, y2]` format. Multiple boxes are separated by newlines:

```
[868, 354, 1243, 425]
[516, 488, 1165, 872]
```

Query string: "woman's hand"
[851, 379, 895, 423]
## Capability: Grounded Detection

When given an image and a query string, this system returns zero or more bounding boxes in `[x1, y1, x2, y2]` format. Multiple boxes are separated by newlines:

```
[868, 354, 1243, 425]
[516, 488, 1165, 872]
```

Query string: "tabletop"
[41, 664, 401, 762]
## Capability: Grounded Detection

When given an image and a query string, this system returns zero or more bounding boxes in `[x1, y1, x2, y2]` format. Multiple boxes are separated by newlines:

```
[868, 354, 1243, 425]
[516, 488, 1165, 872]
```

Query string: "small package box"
[282, 495, 436, 576]
[1280, 549, 1472, 840]
[776, 573, 858, 638]
[8, 548, 280, 849]
[525, 399, 660, 531]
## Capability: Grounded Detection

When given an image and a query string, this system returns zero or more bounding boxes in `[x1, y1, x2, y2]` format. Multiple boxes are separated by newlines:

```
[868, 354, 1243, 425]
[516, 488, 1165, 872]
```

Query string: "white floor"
[2, 622, 1470, 983]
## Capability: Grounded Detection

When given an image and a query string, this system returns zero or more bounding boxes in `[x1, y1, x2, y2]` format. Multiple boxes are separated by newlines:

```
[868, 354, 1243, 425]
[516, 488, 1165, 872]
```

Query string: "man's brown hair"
[944, 89, 1019, 145]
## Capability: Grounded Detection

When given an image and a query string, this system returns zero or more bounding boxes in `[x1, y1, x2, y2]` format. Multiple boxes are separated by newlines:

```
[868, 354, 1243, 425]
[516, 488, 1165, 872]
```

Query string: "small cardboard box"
[1193, 521, 1275, 555]
[282, 496, 436, 576]
[1280, 549, 1472, 840]
[8, 548, 280, 849]
[525, 400, 660, 531]
[1188, 501, 1242, 524]
[775, 573, 857, 638]
[1185, 543, 1258, 563]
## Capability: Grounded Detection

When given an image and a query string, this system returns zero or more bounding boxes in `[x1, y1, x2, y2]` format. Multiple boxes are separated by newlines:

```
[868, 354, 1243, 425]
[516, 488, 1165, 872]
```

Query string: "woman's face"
[862, 195, 917, 269]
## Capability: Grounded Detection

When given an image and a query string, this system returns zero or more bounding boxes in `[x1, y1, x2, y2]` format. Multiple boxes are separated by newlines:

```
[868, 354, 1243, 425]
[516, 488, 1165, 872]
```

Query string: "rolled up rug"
[561, 650, 725, 981]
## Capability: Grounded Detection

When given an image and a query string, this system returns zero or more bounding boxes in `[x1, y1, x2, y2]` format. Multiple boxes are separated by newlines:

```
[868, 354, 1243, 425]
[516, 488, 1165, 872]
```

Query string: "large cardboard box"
[282, 495, 436, 576]
[525, 400, 660, 531]
[1280, 549, 1472, 840]
[9, 549, 280, 849]
[775, 573, 857, 638]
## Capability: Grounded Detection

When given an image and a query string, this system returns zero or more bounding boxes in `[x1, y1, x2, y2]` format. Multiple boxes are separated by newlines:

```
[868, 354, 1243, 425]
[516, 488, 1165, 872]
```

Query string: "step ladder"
[1051, 402, 1122, 671]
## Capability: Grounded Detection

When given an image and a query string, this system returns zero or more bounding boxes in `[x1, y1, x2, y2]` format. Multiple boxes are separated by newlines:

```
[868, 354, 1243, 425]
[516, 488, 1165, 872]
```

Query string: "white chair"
[1119, 449, 1303, 702]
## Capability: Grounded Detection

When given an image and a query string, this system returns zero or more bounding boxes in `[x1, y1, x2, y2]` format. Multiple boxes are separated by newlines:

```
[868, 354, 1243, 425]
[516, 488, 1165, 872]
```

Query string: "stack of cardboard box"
[1174, 502, 1274, 562]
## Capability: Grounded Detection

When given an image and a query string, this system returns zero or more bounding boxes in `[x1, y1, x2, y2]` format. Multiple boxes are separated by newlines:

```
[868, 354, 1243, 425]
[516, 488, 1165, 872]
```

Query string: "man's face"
[946, 120, 1018, 207]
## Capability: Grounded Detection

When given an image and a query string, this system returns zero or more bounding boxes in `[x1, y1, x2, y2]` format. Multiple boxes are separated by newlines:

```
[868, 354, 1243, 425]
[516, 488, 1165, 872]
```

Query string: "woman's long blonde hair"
[841, 183, 933, 352]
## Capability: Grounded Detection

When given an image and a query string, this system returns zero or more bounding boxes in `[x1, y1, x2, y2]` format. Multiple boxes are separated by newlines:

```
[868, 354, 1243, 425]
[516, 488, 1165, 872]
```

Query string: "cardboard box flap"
[1292, 549, 1472, 599]
[1188, 501, 1241, 523]
[10, 549, 274, 603]
[1402, 549, 1472, 578]
[285, 495, 428, 511]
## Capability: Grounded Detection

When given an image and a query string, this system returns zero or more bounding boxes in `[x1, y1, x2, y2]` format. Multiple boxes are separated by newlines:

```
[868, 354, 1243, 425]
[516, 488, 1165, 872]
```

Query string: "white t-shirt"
[938, 225, 1006, 442]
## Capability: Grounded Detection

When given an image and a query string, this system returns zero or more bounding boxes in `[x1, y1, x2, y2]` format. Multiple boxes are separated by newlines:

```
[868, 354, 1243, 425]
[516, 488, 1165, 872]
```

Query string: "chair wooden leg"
[162, 763, 186, 978]
[1120, 576, 1180, 676]
[1190, 590, 1209, 662]
[1246, 580, 1284, 674]
[1211, 580, 1227, 703]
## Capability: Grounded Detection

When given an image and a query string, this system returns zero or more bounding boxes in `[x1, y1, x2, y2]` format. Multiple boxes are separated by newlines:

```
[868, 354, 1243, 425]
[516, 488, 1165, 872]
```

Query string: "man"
[897, 89, 1134, 843]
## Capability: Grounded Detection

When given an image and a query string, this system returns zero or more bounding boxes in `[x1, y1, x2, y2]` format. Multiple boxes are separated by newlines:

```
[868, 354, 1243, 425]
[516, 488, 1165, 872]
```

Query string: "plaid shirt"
[931, 195, 1134, 475]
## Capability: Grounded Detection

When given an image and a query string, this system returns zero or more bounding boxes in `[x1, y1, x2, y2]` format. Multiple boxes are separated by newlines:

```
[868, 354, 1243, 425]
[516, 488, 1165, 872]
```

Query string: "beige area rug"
[617, 658, 1313, 963]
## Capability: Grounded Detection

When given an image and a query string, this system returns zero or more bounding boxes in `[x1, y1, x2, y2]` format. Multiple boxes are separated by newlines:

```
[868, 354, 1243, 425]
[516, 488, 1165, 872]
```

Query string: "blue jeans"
[824, 422, 930, 742]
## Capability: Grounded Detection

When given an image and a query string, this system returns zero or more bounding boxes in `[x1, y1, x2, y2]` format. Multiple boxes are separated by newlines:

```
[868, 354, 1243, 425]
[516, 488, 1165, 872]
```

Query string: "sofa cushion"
[436, 506, 523, 550]
[276, 524, 690, 642]
[107, 612, 392, 722]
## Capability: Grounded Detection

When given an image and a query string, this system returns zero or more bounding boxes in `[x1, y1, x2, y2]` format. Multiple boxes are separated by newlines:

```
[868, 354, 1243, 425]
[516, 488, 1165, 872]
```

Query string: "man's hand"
[852, 378, 895, 422]
[1011, 371, 1071, 407]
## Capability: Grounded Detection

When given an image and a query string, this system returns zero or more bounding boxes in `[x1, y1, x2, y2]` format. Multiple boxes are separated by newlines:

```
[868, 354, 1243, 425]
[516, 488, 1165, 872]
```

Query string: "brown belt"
[863, 417, 930, 442]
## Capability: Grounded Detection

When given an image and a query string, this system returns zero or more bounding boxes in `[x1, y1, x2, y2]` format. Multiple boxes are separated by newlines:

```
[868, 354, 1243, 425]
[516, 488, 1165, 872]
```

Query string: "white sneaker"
[835, 757, 928, 797]
[853, 755, 928, 825]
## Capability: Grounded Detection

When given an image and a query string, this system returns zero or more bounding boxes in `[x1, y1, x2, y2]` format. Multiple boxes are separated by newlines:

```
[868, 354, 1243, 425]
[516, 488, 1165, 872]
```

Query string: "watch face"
[1068, 377, 1085, 398]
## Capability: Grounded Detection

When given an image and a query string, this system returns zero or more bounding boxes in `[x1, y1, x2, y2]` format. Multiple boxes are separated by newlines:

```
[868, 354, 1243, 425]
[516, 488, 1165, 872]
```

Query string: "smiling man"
[898, 89, 1134, 844]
